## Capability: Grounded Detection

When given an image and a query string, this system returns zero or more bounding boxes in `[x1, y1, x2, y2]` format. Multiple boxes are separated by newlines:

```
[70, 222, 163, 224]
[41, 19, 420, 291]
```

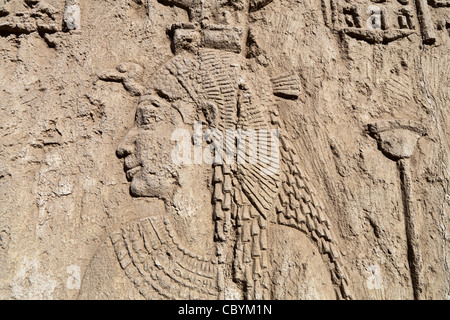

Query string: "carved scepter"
[367, 120, 426, 300]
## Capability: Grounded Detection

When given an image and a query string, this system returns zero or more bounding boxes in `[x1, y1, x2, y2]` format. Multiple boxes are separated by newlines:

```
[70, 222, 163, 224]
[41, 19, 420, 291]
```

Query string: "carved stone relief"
[0, 0, 448, 300]
[79, 0, 352, 300]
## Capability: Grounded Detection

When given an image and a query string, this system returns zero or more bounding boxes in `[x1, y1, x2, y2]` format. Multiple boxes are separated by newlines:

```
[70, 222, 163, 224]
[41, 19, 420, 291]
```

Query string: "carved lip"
[126, 166, 142, 181]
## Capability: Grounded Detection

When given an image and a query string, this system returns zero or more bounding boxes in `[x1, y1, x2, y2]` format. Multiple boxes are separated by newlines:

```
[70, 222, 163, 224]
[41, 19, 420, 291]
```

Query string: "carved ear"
[198, 101, 218, 127]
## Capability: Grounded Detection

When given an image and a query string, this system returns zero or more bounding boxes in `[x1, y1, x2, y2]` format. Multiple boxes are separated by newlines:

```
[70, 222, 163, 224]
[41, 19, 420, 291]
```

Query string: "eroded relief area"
[0, 0, 448, 300]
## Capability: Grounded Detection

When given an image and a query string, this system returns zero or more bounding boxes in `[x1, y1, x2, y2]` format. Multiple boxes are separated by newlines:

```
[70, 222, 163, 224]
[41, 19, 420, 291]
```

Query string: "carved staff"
[367, 120, 426, 300]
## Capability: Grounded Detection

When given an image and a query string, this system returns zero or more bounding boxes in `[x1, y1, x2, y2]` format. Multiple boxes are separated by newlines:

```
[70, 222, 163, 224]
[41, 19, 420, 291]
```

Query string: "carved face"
[116, 97, 185, 200]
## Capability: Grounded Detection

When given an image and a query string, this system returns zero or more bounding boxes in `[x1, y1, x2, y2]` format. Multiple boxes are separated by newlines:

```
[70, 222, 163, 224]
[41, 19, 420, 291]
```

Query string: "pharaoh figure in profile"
[79, 0, 352, 300]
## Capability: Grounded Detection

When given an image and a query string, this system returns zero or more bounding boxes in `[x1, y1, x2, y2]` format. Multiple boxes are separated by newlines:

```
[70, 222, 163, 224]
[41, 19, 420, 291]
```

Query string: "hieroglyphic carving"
[436, 18, 450, 36]
[366, 119, 427, 299]
[323, 0, 448, 44]
[416, 0, 438, 43]
[429, 0, 450, 8]
[428, 0, 450, 39]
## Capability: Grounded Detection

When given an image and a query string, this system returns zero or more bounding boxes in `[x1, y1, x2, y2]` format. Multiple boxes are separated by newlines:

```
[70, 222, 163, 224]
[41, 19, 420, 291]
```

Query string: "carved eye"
[141, 107, 156, 125]
[136, 106, 162, 126]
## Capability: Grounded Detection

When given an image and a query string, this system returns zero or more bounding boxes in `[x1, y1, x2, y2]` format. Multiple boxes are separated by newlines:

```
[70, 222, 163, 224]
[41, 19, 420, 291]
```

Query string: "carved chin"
[129, 175, 176, 201]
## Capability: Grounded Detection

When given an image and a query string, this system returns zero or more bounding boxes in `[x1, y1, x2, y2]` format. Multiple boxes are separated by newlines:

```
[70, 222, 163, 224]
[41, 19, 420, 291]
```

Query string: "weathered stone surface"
[0, 0, 448, 300]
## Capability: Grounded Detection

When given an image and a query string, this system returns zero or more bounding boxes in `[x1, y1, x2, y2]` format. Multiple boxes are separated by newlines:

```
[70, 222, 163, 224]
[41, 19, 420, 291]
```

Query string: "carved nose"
[116, 127, 137, 158]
